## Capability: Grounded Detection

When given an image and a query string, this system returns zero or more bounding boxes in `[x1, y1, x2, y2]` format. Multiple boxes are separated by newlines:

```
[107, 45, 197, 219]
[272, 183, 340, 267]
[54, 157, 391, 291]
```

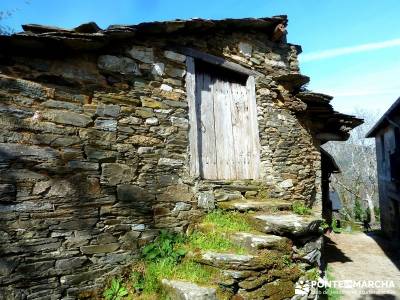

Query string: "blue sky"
[1, 0, 400, 116]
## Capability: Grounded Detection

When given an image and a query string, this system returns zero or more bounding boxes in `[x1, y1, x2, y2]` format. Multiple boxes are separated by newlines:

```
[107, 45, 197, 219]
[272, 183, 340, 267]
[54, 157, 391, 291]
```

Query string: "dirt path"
[325, 232, 400, 299]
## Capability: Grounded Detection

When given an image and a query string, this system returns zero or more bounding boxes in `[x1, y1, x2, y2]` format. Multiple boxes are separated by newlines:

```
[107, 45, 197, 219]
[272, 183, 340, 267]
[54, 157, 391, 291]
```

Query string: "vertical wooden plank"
[247, 76, 261, 179]
[213, 78, 236, 179]
[241, 82, 252, 179]
[197, 72, 218, 179]
[186, 57, 199, 177]
[230, 81, 243, 179]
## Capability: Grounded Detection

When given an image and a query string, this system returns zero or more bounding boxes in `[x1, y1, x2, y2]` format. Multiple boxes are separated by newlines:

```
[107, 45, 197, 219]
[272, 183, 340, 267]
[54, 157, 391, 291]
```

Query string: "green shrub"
[354, 198, 364, 222]
[103, 278, 128, 300]
[292, 201, 312, 215]
[141, 230, 186, 262]
[331, 219, 342, 233]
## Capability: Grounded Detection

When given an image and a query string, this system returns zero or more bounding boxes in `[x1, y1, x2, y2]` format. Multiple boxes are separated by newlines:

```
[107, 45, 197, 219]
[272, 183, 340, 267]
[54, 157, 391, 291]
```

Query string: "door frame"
[185, 51, 261, 179]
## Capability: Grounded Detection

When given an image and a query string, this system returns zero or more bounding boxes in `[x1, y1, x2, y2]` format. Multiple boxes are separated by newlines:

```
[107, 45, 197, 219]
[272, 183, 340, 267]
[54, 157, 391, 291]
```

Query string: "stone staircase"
[163, 186, 324, 300]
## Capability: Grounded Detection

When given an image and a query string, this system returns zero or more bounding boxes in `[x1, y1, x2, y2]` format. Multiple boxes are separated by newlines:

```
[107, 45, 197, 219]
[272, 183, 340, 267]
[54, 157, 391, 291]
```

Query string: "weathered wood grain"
[186, 57, 199, 177]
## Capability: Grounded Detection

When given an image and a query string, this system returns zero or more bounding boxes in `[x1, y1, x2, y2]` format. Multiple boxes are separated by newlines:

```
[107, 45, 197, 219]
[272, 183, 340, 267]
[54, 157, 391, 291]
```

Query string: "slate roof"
[366, 97, 400, 137]
[0, 16, 289, 52]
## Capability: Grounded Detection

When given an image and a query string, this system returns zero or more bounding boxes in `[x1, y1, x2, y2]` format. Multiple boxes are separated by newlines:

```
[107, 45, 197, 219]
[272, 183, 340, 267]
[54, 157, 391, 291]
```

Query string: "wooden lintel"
[173, 46, 262, 77]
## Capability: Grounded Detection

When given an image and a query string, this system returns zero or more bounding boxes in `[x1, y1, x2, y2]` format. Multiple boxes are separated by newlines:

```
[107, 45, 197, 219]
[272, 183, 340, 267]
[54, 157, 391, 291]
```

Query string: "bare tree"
[324, 109, 380, 224]
[0, 1, 31, 35]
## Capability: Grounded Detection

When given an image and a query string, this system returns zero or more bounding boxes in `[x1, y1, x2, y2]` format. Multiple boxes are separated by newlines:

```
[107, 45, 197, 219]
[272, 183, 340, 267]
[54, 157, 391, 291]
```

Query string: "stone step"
[161, 279, 217, 300]
[194, 251, 281, 271]
[251, 212, 323, 237]
[229, 232, 291, 251]
[217, 199, 291, 212]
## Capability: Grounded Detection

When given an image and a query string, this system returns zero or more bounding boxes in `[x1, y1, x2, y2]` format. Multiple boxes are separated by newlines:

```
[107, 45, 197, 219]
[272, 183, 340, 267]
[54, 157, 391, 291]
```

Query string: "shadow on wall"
[0, 82, 155, 298]
[367, 231, 400, 271]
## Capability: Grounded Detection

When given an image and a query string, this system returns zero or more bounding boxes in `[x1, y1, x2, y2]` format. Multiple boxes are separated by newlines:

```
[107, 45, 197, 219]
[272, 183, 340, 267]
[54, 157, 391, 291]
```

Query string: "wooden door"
[187, 58, 261, 180]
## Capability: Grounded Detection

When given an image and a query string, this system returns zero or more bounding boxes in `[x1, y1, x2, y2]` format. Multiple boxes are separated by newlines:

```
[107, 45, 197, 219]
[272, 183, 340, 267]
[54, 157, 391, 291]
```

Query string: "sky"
[1, 0, 400, 117]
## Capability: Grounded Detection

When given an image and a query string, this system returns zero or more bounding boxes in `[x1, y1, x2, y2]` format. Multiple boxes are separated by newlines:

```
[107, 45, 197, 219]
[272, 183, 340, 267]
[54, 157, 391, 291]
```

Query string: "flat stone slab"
[252, 213, 322, 237]
[218, 199, 291, 212]
[230, 232, 288, 251]
[196, 251, 273, 270]
[161, 279, 217, 300]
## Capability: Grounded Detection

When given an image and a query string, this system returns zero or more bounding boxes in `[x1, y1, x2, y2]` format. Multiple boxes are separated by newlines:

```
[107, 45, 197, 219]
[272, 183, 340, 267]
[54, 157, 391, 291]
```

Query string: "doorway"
[187, 59, 260, 180]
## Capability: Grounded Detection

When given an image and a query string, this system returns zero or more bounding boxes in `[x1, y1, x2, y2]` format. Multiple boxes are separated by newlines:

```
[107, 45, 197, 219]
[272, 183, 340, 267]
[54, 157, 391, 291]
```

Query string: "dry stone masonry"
[0, 16, 361, 299]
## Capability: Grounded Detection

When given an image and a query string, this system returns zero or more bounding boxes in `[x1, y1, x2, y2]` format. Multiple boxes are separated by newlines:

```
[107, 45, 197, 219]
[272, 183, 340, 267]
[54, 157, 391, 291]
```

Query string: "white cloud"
[300, 38, 400, 62]
[305, 62, 400, 114]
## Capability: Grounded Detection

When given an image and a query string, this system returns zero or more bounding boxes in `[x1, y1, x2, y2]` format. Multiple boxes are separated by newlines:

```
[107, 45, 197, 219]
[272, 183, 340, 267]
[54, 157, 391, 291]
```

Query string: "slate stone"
[0, 143, 59, 162]
[127, 135, 162, 146]
[42, 100, 82, 112]
[0, 258, 18, 276]
[197, 252, 261, 270]
[94, 118, 117, 131]
[117, 184, 154, 203]
[98, 55, 141, 75]
[197, 192, 215, 211]
[252, 213, 323, 237]
[60, 268, 110, 285]
[67, 161, 99, 171]
[141, 97, 165, 109]
[162, 279, 216, 300]
[84, 146, 117, 162]
[164, 50, 186, 62]
[170, 116, 189, 129]
[43, 110, 92, 127]
[238, 42, 252, 57]
[80, 243, 120, 254]
[152, 62, 165, 76]
[230, 232, 289, 251]
[101, 163, 136, 185]
[163, 99, 188, 108]
[127, 46, 154, 63]
[119, 116, 142, 125]
[158, 158, 184, 167]
[218, 199, 291, 212]
[166, 67, 186, 78]
[79, 128, 116, 146]
[145, 117, 159, 125]
[55, 257, 87, 270]
[160, 84, 173, 91]
[96, 104, 120, 117]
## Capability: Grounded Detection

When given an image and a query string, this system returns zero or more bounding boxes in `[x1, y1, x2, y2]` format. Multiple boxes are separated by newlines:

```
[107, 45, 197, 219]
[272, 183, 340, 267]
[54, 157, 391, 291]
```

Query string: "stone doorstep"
[161, 279, 217, 300]
[217, 198, 291, 212]
[251, 213, 323, 237]
[230, 232, 288, 251]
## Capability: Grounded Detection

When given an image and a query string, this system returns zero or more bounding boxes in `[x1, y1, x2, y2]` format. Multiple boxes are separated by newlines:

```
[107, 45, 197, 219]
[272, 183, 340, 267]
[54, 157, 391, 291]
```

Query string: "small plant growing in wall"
[103, 278, 128, 300]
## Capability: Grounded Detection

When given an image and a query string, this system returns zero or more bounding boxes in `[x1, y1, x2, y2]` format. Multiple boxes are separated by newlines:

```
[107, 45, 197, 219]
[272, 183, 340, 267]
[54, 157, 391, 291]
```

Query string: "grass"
[292, 201, 312, 215]
[325, 266, 342, 300]
[103, 211, 256, 299]
[201, 209, 254, 232]
[133, 258, 218, 295]
[186, 231, 247, 254]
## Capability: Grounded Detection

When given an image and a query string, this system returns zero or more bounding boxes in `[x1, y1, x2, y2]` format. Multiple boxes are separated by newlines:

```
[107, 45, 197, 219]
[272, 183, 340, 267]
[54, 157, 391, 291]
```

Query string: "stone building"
[0, 16, 362, 299]
[367, 97, 400, 240]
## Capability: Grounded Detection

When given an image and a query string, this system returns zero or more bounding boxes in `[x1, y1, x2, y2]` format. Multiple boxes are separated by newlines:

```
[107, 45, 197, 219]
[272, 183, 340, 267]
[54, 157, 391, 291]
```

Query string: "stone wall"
[0, 29, 322, 299]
